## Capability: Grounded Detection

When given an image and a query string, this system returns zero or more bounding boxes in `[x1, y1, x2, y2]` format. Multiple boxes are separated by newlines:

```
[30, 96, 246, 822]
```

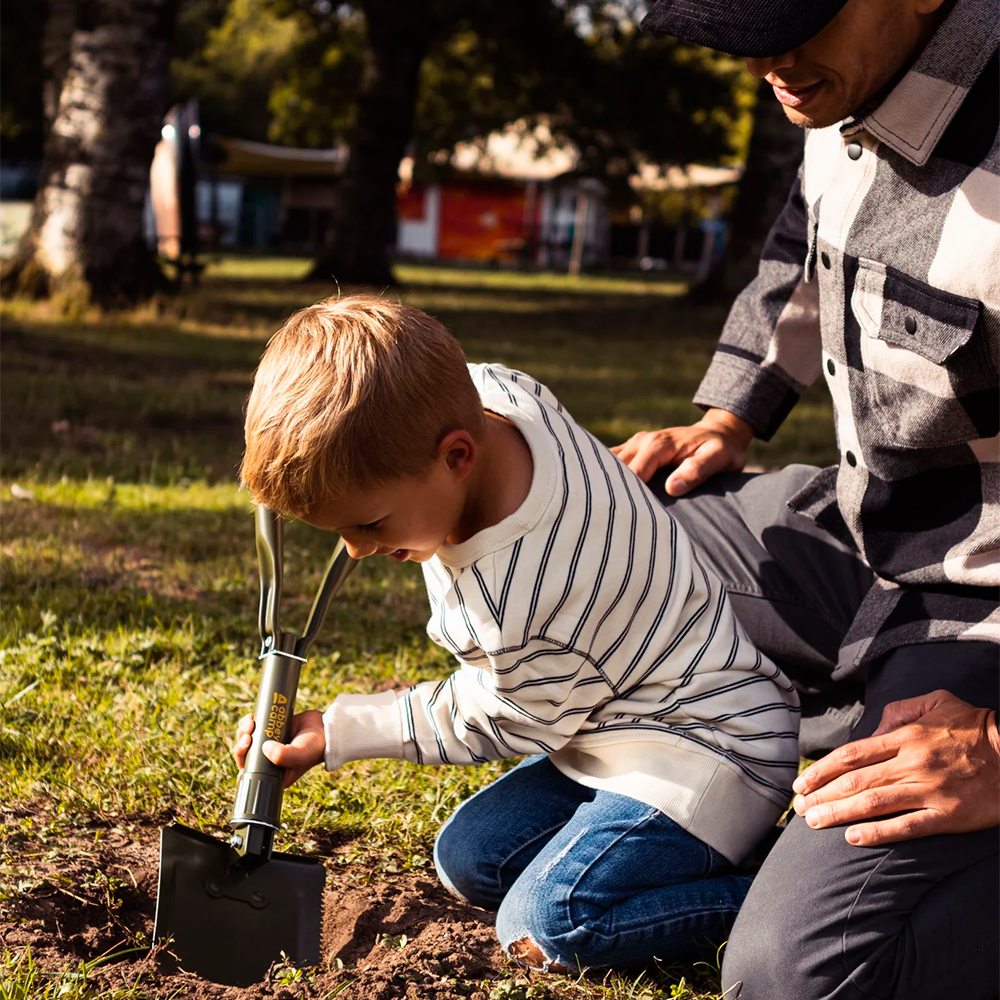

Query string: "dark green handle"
[229, 506, 356, 861]
[230, 640, 301, 836]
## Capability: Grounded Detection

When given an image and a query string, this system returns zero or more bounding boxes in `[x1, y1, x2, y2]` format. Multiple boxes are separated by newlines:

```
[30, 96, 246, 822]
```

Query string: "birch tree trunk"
[305, 0, 433, 288]
[2, 0, 177, 308]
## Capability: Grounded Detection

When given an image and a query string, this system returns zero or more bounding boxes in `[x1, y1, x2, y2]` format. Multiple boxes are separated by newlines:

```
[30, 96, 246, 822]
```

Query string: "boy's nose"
[344, 539, 378, 559]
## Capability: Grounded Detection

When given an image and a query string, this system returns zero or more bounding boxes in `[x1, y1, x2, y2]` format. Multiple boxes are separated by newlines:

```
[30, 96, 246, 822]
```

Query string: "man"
[616, 0, 1000, 996]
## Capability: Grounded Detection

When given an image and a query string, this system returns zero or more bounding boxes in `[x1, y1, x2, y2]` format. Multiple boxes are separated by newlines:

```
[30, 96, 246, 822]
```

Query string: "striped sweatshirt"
[324, 364, 800, 863]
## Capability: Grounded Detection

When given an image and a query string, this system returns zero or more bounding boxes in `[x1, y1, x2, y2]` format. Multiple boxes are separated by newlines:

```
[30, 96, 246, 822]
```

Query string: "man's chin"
[776, 93, 851, 130]
[779, 104, 843, 130]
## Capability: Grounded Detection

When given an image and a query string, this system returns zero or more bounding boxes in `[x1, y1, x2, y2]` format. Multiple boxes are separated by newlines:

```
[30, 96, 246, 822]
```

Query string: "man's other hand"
[791, 690, 1000, 846]
[232, 709, 326, 787]
[611, 408, 753, 493]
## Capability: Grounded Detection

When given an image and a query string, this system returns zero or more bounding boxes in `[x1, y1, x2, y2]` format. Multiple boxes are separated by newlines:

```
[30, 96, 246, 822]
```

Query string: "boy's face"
[301, 440, 473, 564]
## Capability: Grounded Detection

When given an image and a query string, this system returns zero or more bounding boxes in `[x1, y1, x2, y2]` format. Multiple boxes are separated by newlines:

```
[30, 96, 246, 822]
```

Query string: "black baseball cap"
[640, 0, 850, 57]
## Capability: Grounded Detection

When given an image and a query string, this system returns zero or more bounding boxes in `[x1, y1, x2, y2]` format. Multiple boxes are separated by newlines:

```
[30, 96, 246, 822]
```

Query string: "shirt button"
[827, 358, 836, 376]
[847, 142, 863, 160]
[845, 450, 858, 467]
[821, 251, 832, 269]
[904, 315, 918, 334]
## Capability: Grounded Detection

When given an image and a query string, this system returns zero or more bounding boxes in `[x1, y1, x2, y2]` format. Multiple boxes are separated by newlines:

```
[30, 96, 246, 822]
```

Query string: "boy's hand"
[232, 709, 326, 788]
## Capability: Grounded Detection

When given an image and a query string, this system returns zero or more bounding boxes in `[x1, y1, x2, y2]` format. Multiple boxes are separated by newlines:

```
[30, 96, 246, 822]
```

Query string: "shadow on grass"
[1, 273, 836, 486]
[2, 318, 257, 482]
[1, 496, 434, 660]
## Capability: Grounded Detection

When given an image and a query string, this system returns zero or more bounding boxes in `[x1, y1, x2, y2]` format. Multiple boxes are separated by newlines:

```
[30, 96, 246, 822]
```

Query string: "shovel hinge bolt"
[229, 832, 243, 849]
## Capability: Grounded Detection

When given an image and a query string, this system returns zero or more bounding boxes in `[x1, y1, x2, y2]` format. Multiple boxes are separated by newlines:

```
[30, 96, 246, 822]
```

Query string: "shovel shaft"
[231, 640, 302, 844]
[229, 505, 356, 861]
[250, 644, 302, 760]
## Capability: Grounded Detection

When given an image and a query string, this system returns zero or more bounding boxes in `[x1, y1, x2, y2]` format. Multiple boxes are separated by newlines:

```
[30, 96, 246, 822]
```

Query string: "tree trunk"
[42, 0, 78, 125]
[690, 79, 804, 304]
[305, 0, 433, 288]
[2, 0, 177, 308]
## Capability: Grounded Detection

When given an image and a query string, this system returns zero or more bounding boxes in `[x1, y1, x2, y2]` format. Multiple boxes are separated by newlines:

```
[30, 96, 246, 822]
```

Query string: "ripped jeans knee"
[434, 758, 748, 971]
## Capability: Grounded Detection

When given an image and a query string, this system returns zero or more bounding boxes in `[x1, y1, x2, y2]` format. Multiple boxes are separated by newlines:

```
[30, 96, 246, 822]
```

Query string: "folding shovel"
[153, 505, 356, 986]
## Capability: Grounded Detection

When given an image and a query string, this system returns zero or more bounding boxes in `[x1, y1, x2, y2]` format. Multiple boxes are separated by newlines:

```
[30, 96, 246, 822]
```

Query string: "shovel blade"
[154, 823, 324, 986]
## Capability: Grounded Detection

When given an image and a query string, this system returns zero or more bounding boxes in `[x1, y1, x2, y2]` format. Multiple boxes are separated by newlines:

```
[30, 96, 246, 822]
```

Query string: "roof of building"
[630, 162, 742, 191]
[214, 123, 741, 190]
[216, 137, 347, 177]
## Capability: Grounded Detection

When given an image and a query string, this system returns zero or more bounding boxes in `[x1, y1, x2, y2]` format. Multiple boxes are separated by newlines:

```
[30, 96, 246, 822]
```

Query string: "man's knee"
[720, 891, 822, 1000]
[719, 836, 912, 1000]
[719, 817, 867, 1000]
[722, 914, 804, 1000]
[722, 893, 879, 1000]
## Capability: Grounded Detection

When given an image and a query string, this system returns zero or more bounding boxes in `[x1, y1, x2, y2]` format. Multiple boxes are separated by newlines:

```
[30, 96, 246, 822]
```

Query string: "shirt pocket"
[851, 258, 992, 450]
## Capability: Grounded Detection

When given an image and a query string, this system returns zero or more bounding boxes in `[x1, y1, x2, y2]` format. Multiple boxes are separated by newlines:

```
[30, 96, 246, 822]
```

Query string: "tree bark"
[305, 0, 433, 288]
[42, 0, 78, 125]
[2, 0, 177, 308]
[690, 78, 804, 304]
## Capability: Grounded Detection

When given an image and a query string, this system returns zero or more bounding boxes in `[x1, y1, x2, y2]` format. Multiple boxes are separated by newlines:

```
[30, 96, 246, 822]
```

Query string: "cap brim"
[640, 0, 849, 58]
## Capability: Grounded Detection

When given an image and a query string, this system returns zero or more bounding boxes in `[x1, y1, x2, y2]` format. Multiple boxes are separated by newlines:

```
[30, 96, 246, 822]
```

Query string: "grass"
[206, 255, 689, 296]
[1, 258, 836, 999]
[0, 946, 157, 1000]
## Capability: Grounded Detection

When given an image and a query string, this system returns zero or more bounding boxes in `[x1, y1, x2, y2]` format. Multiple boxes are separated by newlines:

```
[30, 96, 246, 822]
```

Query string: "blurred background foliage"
[0, 0, 47, 161]
[4, 1, 755, 175]
[2, 0, 789, 300]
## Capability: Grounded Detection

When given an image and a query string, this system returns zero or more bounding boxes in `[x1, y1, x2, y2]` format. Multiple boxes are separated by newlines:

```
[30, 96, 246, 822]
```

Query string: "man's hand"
[792, 690, 1000, 846]
[611, 408, 753, 492]
[232, 709, 326, 788]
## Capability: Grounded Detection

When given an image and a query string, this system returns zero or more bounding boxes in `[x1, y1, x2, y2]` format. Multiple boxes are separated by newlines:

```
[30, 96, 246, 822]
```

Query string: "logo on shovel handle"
[265, 692, 288, 739]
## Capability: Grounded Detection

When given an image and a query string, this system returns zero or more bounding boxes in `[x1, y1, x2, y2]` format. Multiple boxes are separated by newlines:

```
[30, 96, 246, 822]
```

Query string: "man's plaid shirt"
[695, 0, 999, 676]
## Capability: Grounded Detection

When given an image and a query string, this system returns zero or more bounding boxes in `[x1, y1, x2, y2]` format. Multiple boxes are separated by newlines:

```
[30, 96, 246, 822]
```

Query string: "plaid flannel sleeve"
[694, 171, 824, 441]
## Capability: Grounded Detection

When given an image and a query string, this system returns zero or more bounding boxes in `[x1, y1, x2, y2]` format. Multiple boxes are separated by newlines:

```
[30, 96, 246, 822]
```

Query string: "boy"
[233, 294, 800, 973]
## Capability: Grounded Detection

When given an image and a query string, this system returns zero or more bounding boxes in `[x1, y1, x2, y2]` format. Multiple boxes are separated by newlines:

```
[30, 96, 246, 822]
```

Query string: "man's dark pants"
[651, 465, 999, 1000]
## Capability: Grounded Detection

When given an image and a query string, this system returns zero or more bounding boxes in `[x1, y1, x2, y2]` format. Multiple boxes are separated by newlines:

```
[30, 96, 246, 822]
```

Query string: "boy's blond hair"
[241, 294, 485, 518]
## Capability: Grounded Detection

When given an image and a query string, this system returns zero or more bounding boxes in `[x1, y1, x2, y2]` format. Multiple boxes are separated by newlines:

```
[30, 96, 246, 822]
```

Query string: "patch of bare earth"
[1, 810, 518, 999]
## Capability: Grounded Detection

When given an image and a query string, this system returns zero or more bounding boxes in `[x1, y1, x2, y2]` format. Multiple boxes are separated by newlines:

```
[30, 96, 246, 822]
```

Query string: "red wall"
[438, 185, 527, 261]
[397, 182, 533, 262]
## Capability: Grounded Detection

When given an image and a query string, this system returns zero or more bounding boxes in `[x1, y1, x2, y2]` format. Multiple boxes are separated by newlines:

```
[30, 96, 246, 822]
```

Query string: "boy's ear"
[438, 429, 477, 480]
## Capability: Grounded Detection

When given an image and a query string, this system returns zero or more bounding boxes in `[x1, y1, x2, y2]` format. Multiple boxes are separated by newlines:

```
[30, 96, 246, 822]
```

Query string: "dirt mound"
[1, 813, 520, 1000]
[320, 878, 504, 999]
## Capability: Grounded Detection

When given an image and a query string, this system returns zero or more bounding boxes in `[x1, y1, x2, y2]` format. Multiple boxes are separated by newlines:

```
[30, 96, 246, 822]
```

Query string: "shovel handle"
[256, 506, 283, 650]
[230, 639, 302, 853]
[296, 539, 355, 658]
[230, 505, 357, 860]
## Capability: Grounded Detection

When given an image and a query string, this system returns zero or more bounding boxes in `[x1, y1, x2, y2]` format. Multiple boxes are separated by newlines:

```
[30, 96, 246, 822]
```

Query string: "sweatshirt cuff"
[323, 690, 406, 771]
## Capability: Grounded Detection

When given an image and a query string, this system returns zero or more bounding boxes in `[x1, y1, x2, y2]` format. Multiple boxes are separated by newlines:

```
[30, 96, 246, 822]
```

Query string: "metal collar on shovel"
[153, 505, 356, 986]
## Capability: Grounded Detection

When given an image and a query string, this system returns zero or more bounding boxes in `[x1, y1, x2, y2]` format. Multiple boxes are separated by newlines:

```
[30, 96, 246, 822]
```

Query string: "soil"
[0, 809, 533, 1000]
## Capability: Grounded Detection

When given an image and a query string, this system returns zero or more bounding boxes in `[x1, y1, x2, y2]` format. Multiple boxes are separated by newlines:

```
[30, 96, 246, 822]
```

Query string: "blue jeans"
[433, 756, 752, 971]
